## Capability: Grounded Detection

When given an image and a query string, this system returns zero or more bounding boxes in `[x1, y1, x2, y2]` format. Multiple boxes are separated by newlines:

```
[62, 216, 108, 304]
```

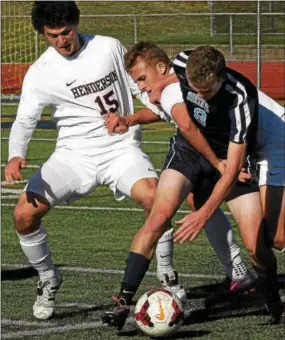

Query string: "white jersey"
[9, 34, 164, 160]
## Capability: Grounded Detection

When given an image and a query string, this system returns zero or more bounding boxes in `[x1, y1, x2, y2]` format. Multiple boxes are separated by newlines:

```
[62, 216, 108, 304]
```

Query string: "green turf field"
[1, 103, 285, 339]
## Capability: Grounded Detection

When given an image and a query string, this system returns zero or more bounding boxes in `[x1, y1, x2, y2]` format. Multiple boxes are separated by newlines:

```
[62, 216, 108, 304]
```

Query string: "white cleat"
[33, 273, 62, 320]
[157, 270, 187, 306]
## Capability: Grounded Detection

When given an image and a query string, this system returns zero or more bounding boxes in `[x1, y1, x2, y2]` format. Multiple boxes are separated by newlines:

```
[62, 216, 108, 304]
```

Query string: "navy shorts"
[162, 134, 259, 209]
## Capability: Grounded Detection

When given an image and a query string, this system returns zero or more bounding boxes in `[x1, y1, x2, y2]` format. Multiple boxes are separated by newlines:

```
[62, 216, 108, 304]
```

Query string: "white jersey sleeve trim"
[226, 74, 252, 143]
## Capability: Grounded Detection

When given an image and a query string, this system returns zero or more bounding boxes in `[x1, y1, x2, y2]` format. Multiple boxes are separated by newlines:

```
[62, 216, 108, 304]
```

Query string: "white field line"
[1, 189, 233, 216]
[0, 202, 233, 216]
[2, 305, 191, 340]
[1, 180, 28, 185]
[1, 263, 224, 280]
[2, 189, 23, 194]
[1, 321, 108, 339]
[1, 137, 168, 144]
[0, 195, 19, 199]
[1, 319, 57, 327]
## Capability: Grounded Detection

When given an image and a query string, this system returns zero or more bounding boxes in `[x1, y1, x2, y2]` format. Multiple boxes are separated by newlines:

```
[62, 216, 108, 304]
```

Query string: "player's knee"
[147, 208, 172, 231]
[143, 221, 166, 244]
[13, 196, 47, 234]
[13, 202, 34, 233]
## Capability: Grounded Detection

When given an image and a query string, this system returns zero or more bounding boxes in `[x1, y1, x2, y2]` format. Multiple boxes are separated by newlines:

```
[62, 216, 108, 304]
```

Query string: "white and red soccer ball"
[135, 288, 184, 338]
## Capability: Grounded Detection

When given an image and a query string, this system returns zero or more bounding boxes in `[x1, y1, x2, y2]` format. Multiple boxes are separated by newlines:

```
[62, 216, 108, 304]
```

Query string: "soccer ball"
[135, 288, 184, 338]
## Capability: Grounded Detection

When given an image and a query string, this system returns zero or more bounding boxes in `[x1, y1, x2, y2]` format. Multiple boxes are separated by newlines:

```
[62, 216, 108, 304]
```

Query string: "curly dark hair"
[124, 41, 171, 72]
[186, 46, 226, 84]
[31, 1, 80, 34]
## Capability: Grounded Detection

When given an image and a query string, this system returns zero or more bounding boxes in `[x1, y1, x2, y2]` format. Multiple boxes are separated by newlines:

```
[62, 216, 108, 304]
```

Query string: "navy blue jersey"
[173, 50, 258, 160]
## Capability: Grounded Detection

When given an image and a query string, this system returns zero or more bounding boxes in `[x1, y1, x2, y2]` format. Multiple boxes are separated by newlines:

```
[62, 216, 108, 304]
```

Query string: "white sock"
[156, 228, 174, 274]
[204, 209, 247, 281]
[17, 225, 56, 282]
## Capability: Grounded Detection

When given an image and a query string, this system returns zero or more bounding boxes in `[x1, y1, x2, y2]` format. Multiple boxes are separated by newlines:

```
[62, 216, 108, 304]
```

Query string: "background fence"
[1, 1, 285, 100]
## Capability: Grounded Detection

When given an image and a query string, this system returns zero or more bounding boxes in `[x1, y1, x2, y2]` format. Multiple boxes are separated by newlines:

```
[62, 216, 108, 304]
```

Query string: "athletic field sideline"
[1, 103, 285, 340]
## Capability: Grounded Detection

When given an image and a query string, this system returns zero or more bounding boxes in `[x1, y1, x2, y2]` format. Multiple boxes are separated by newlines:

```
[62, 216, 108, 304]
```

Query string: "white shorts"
[25, 147, 158, 207]
[258, 163, 285, 187]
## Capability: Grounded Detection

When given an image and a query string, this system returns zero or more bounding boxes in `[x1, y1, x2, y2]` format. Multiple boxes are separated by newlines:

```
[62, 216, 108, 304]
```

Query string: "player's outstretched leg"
[102, 252, 150, 330]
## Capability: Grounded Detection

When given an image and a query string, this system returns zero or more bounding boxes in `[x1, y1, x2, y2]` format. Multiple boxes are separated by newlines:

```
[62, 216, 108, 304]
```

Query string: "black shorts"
[162, 134, 259, 209]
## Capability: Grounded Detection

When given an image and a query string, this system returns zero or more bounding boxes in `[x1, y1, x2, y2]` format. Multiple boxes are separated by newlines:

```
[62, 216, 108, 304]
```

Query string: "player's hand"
[174, 211, 206, 243]
[238, 167, 252, 183]
[4, 157, 27, 183]
[104, 112, 128, 134]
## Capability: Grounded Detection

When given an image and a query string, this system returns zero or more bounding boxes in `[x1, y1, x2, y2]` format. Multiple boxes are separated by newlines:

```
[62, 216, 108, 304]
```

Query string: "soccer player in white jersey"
[103, 42, 284, 328]
[4, 1, 190, 320]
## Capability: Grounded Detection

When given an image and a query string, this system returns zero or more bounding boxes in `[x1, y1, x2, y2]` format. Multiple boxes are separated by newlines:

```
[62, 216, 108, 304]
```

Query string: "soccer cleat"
[205, 271, 257, 308]
[229, 271, 257, 293]
[265, 301, 285, 325]
[33, 272, 62, 320]
[102, 296, 134, 330]
[157, 270, 187, 306]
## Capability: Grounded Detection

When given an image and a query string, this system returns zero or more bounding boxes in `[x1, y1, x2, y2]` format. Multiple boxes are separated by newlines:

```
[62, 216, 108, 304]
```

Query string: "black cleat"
[265, 301, 285, 325]
[102, 296, 133, 330]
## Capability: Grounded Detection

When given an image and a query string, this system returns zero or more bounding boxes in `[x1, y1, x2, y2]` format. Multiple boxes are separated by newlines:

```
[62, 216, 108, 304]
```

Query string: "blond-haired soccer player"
[103, 43, 284, 329]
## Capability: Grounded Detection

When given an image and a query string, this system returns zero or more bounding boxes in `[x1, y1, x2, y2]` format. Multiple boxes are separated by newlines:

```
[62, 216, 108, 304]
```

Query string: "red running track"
[2, 62, 285, 100]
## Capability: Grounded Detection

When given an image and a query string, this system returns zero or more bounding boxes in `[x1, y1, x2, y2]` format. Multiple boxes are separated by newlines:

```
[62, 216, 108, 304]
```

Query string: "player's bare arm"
[174, 141, 247, 243]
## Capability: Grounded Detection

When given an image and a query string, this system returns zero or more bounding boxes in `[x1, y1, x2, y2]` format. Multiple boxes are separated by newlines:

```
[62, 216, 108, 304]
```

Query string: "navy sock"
[119, 252, 150, 301]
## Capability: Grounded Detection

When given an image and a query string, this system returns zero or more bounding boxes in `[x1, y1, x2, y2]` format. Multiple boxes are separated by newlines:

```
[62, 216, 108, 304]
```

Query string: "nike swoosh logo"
[160, 254, 169, 258]
[66, 80, 76, 87]
[269, 172, 278, 175]
[155, 296, 165, 321]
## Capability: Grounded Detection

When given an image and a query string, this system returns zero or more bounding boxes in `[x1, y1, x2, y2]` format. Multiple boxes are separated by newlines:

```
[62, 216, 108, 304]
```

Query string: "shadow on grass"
[1, 267, 38, 281]
[117, 328, 211, 338]
[163, 329, 211, 339]
[1, 264, 64, 281]
[184, 307, 268, 326]
[53, 304, 115, 320]
[185, 273, 285, 300]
